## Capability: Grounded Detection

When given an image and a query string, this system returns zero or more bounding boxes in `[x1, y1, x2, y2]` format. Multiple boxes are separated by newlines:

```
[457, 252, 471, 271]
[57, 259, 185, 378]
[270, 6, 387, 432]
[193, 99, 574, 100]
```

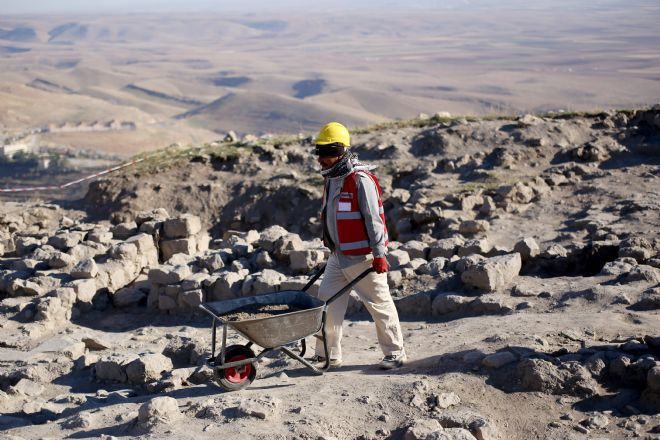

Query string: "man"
[311, 121, 406, 370]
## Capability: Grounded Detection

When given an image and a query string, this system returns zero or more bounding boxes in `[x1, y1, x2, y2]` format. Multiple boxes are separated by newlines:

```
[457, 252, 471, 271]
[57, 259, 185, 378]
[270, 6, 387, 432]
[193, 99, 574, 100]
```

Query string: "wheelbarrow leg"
[299, 338, 307, 357]
[280, 346, 326, 375]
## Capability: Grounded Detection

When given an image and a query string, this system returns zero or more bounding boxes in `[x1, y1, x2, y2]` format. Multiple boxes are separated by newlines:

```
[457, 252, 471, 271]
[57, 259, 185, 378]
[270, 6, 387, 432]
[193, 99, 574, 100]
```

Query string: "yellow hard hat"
[315, 122, 350, 147]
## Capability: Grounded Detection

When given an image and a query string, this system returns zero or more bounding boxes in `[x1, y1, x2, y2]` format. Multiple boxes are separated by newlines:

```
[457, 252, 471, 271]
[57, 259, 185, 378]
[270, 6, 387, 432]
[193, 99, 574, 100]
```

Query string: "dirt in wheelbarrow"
[222, 303, 304, 321]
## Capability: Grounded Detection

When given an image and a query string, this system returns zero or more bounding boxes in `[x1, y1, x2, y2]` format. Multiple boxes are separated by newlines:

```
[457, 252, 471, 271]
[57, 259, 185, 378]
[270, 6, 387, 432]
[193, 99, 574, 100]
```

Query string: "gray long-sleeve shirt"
[323, 171, 388, 268]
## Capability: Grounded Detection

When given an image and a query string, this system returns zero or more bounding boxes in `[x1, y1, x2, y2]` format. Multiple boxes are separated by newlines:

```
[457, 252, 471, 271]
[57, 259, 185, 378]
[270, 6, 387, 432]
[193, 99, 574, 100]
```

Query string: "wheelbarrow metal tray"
[204, 290, 325, 349]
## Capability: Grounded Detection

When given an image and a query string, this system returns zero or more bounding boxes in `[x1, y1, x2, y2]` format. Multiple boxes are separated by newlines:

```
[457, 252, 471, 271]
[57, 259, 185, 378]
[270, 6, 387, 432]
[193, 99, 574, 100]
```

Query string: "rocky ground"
[0, 108, 659, 439]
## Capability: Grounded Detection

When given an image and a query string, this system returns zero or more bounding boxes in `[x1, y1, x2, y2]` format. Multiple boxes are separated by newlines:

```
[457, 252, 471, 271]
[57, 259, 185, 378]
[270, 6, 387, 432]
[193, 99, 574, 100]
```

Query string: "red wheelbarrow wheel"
[215, 345, 257, 391]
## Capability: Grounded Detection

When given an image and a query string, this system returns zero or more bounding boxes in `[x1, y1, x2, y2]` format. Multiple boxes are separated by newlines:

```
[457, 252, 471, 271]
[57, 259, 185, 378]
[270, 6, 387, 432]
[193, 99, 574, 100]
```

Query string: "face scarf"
[320, 151, 377, 179]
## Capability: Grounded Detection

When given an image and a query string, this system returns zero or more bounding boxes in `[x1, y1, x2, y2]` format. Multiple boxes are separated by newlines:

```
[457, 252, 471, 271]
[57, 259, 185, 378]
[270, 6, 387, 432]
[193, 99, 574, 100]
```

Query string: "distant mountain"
[176, 90, 383, 135]
[48, 23, 88, 42]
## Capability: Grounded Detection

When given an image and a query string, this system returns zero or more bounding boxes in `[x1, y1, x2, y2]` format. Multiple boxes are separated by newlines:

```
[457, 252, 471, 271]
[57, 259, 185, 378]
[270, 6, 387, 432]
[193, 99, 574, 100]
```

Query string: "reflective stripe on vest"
[332, 170, 389, 256]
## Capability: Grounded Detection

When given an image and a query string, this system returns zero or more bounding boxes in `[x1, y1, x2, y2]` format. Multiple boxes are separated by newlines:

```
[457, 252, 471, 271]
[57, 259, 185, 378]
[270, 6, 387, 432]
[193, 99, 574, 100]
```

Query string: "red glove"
[372, 256, 389, 274]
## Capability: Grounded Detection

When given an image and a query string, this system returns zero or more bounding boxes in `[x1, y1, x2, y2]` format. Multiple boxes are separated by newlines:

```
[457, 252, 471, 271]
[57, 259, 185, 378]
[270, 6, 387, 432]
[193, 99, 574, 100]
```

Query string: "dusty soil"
[223, 303, 303, 322]
[0, 109, 659, 440]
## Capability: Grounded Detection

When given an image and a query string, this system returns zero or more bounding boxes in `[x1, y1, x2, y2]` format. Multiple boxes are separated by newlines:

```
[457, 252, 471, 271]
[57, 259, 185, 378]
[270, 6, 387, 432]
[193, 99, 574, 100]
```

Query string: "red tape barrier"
[0, 158, 144, 193]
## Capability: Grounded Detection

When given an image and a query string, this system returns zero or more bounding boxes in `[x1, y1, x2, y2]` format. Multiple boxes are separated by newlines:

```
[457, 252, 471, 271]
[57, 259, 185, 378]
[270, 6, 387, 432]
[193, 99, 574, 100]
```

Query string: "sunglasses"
[315, 143, 345, 157]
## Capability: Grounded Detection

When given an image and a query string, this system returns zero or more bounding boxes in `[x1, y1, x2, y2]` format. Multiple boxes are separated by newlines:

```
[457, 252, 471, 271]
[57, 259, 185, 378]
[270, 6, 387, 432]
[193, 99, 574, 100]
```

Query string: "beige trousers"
[314, 253, 405, 361]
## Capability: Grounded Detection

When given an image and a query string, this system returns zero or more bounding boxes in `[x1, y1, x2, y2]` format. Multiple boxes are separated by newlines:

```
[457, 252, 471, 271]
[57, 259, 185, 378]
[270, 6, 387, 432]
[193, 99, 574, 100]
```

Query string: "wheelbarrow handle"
[326, 266, 375, 306]
[302, 263, 326, 292]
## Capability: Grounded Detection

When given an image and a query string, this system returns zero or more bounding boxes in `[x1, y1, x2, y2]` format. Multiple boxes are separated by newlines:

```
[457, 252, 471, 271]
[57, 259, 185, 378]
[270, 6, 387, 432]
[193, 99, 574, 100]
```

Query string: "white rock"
[126, 354, 173, 384]
[138, 396, 181, 426]
[387, 249, 411, 269]
[513, 238, 540, 261]
[71, 258, 98, 279]
[461, 253, 522, 292]
[481, 351, 517, 368]
[163, 214, 202, 239]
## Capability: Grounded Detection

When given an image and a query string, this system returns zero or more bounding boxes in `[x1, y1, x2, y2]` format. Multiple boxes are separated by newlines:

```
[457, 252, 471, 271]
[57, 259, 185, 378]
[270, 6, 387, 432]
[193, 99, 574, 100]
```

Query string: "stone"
[582, 414, 609, 429]
[460, 193, 484, 212]
[11, 379, 45, 397]
[148, 265, 192, 285]
[631, 288, 660, 311]
[388, 270, 404, 288]
[87, 230, 113, 244]
[435, 408, 497, 440]
[96, 260, 137, 293]
[432, 294, 470, 315]
[289, 249, 326, 273]
[427, 429, 474, 440]
[138, 396, 181, 426]
[513, 238, 540, 261]
[237, 396, 280, 420]
[243, 270, 287, 296]
[542, 244, 568, 258]
[70, 278, 97, 303]
[416, 257, 447, 276]
[255, 249, 274, 269]
[429, 237, 464, 259]
[395, 293, 432, 316]
[181, 273, 211, 291]
[200, 253, 225, 272]
[457, 238, 492, 257]
[459, 220, 490, 235]
[626, 265, 660, 283]
[469, 294, 514, 315]
[271, 233, 304, 261]
[498, 182, 534, 204]
[48, 232, 83, 251]
[179, 289, 204, 308]
[15, 236, 41, 256]
[455, 255, 486, 273]
[163, 215, 202, 239]
[35, 296, 70, 322]
[47, 251, 76, 269]
[62, 412, 95, 429]
[619, 246, 653, 262]
[95, 358, 128, 382]
[161, 237, 198, 261]
[112, 221, 138, 239]
[113, 286, 147, 307]
[647, 366, 660, 392]
[125, 354, 173, 384]
[82, 336, 111, 351]
[405, 418, 443, 440]
[229, 237, 252, 258]
[254, 225, 289, 251]
[158, 295, 177, 310]
[71, 258, 98, 279]
[514, 358, 598, 397]
[210, 271, 243, 300]
[68, 242, 108, 261]
[401, 240, 429, 260]
[134, 209, 169, 226]
[435, 392, 461, 409]
[481, 351, 517, 368]
[600, 258, 635, 276]
[461, 253, 522, 292]
[387, 249, 411, 269]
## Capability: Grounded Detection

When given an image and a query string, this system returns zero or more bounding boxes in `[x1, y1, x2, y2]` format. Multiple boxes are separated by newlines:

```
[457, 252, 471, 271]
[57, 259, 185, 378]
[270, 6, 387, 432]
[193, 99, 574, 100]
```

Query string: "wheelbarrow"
[198, 264, 373, 391]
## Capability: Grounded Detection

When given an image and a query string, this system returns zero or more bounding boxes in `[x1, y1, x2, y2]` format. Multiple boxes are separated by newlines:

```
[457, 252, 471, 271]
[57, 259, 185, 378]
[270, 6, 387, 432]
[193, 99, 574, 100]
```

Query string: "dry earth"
[0, 109, 659, 440]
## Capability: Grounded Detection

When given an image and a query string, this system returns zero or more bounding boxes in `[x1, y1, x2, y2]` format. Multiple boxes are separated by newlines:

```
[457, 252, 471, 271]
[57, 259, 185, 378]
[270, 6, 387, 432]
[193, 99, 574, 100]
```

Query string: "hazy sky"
[0, 0, 642, 15]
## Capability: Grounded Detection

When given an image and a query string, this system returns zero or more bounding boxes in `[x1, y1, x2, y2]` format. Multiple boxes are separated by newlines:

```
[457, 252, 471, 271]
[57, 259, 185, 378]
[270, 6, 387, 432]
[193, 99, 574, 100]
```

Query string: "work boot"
[379, 352, 406, 370]
[310, 355, 343, 368]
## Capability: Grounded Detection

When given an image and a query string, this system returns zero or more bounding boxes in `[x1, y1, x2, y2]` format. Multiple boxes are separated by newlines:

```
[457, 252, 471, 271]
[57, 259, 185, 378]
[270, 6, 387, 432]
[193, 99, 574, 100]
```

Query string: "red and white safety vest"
[322, 170, 389, 255]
